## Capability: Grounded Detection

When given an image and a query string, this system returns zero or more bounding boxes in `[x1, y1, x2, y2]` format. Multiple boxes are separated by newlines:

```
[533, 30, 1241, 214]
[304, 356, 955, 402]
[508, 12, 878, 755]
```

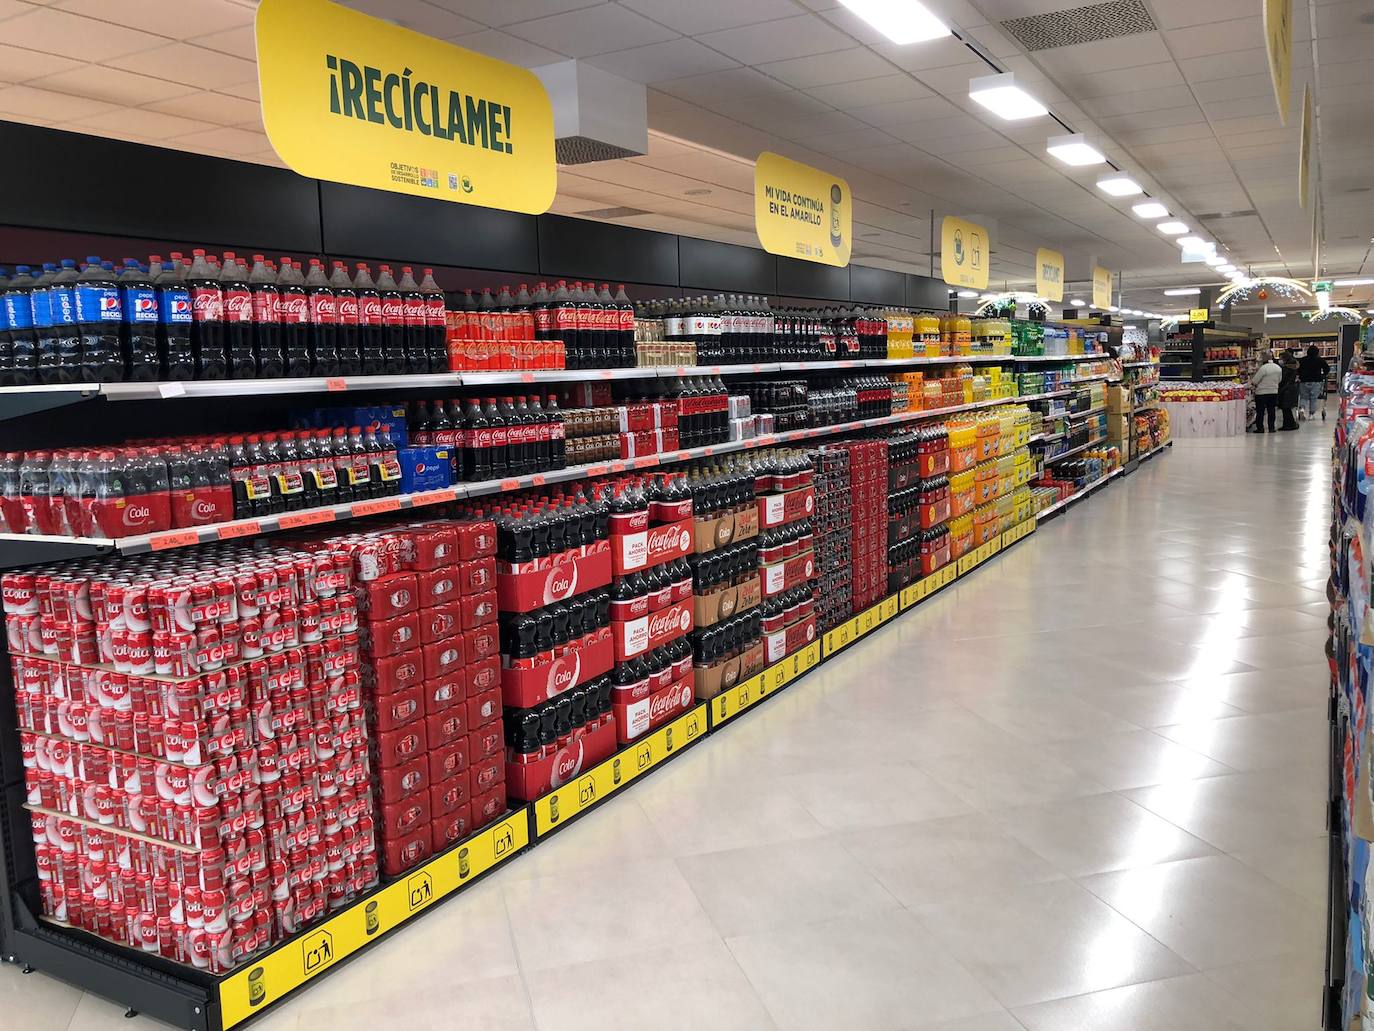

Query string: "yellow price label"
[219, 813, 528, 1027]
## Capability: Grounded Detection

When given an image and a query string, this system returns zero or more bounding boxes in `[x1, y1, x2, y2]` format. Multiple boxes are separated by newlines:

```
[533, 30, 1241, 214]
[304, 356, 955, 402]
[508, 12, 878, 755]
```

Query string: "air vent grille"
[556, 136, 642, 165]
[575, 206, 651, 219]
[1001, 0, 1155, 51]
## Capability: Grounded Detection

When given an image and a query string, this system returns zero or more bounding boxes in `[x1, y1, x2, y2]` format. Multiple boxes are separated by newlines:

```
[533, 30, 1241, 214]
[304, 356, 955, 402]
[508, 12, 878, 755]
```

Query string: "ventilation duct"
[1000, 0, 1155, 51]
[533, 61, 648, 165]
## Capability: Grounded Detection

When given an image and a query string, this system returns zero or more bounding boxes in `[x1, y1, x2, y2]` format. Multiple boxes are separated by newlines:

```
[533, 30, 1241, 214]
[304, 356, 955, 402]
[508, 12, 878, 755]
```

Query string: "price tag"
[412, 488, 458, 506]
[324, 377, 347, 392]
[149, 529, 200, 551]
[499, 479, 520, 492]
[702, 448, 714, 457]
[586, 466, 607, 478]
[597, 370, 613, 379]
[609, 462, 626, 474]
[520, 372, 536, 383]
[278, 509, 335, 529]
[531, 474, 546, 486]
[157, 382, 187, 399]
[217, 520, 262, 541]
[352, 497, 401, 518]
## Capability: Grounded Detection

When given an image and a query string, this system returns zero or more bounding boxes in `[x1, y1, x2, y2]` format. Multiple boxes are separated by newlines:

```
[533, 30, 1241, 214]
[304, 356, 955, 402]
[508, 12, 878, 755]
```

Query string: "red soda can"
[2, 572, 39, 615]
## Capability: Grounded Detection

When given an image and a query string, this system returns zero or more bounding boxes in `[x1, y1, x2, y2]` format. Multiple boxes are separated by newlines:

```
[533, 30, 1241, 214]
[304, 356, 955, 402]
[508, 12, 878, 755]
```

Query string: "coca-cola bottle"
[330, 261, 360, 375]
[463, 397, 488, 481]
[397, 266, 428, 374]
[347, 425, 373, 499]
[544, 393, 566, 468]
[375, 265, 406, 374]
[330, 427, 354, 503]
[612, 284, 634, 368]
[573, 282, 597, 369]
[352, 264, 384, 376]
[304, 258, 338, 376]
[524, 395, 548, 471]
[247, 255, 282, 378]
[551, 281, 576, 369]
[187, 249, 226, 379]
[277, 258, 311, 377]
[486, 397, 511, 477]
[419, 268, 447, 372]
[218, 253, 254, 378]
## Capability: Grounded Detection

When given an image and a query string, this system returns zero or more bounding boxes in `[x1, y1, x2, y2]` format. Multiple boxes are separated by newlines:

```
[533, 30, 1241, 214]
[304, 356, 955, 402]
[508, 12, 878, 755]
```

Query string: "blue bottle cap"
[61, 258, 77, 268]
[86, 256, 101, 264]
[15, 265, 29, 274]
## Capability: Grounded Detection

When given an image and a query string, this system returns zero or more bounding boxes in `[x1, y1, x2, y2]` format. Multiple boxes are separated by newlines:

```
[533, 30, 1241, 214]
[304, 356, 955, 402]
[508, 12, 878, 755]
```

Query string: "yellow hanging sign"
[1035, 247, 1064, 302]
[1264, 0, 1293, 125]
[753, 152, 851, 267]
[1190, 308, 1209, 323]
[1092, 266, 1112, 309]
[1299, 82, 1313, 207]
[255, 0, 556, 214]
[941, 216, 989, 290]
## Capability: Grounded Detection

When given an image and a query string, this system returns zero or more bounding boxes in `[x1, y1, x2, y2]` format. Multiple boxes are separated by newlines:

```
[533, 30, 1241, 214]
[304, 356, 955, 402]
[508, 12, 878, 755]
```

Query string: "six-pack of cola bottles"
[452, 281, 636, 371]
[0, 252, 447, 385]
[635, 296, 890, 363]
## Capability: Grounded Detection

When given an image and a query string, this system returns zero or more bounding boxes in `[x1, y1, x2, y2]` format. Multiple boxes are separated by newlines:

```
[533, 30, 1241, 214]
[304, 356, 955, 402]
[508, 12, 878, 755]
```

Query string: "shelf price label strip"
[821, 595, 900, 657]
[217, 812, 529, 1029]
[709, 641, 822, 727]
[532, 704, 709, 837]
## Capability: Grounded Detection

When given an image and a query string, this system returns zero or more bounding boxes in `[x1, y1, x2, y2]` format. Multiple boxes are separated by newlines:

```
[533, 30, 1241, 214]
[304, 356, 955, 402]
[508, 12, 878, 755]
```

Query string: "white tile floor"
[1, 432, 1333, 1030]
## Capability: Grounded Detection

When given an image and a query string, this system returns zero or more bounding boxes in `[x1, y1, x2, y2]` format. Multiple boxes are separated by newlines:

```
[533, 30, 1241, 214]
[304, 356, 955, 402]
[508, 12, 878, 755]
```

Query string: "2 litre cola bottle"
[248, 255, 284, 378]
[354, 263, 384, 376]
[187, 249, 226, 379]
[117, 259, 160, 381]
[76, 258, 125, 382]
[219, 252, 255, 379]
[330, 260, 361, 374]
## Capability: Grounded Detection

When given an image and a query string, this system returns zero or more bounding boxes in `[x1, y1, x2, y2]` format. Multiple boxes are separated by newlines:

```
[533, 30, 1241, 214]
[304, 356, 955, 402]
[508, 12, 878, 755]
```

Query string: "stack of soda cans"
[809, 445, 852, 631]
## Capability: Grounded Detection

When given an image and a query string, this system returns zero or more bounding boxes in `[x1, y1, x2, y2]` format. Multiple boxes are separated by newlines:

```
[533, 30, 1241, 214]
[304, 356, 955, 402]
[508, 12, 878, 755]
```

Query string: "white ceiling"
[0, 0, 1369, 316]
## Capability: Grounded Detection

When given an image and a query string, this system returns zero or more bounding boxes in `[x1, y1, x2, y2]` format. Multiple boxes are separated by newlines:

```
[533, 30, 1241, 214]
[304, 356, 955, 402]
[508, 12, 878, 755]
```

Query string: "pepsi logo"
[415, 463, 427, 474]
[99, 296, 120, 314]
[134, 297, 156, 314]
[170, 299, 191, 316]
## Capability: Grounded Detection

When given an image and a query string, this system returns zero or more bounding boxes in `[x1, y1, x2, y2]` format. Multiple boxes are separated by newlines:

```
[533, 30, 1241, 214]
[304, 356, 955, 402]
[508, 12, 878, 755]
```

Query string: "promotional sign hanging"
[1091, 266, 1112, 309]
[1264, 0, 1293, 125]
[1189, 308, 1209, 323]
[1035, 247, 1064, 302]
[1299, 82, 1313, 207]
[255, 0, 557, 214]
[753, 152, 852, 267]
[940, 216, 989, 290]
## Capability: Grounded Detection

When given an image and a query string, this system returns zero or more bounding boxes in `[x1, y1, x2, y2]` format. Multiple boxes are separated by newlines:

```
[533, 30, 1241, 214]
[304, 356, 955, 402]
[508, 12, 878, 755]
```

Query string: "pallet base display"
[0, 444, 1164, 1030]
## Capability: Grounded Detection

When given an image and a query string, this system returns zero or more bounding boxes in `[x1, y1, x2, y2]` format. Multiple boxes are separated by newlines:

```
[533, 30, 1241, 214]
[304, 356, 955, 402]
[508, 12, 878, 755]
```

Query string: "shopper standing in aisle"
[1277, 348, 1301, 430]
[1299, 344, 1330, 420]
[1250, 350, 1281, 432]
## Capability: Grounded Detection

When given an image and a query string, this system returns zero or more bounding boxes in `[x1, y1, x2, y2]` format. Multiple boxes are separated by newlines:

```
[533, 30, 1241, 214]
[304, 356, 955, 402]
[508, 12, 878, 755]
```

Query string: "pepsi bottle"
[117, 259, 160, 381]
[75, 258, 124, 382]
[155, 260, 195, 380]
[3, 265, 39, 385]
[29, 264, 55, 383]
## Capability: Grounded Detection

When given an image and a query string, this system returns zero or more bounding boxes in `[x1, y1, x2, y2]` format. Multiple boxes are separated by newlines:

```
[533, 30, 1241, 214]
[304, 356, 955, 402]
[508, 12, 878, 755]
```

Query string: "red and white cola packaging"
[839, 441, 888, 611]
[3, 543, 379, 974]
[314, 519, 505, 875]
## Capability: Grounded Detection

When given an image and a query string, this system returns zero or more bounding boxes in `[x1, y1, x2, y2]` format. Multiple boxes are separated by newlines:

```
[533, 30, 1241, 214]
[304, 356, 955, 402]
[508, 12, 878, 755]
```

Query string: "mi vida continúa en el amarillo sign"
[255, 0, 556, 214]
[753, 152, 852, 267]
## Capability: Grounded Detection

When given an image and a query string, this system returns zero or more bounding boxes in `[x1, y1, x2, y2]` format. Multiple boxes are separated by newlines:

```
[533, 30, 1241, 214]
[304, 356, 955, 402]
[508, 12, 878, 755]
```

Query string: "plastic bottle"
[330, 261, 360, 375]
[155, 260, 195, 380]
[353, 263, 384, 376]
[304, 258, 339, 376]
[276, 258, 311, 377]
[117, 260, 160, 382]
[187, 250, 226, 379]
[375, 265, 406, 374]
[551, 281, 575, 370]
[419, 268, 448, 372]
[29, 263, 57, 383]
[247, 255, 283, 378]
[612, 284, 634, 368]
[4, 266, 40, 384]
[218, 253, 254, 378]
[397, 266, 428, 374]
[76, 258, 124, 382]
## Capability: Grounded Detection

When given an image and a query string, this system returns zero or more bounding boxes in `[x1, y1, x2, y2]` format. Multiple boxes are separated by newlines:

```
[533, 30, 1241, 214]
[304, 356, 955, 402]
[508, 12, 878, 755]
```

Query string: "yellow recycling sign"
[941, 216, 989, 290]
[255, 0, 556, 214]
[753, 152, 852, 267]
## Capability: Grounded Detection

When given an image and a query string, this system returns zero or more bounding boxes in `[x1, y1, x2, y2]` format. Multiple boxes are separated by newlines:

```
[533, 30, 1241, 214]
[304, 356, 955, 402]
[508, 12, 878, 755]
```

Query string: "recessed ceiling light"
[1157, 221, 1189, 235]
[1265, 312, 1287, 319]
[837, 0, 950, 44]
[969, 73, 1047, 120]
[1334, 278, 1374, 286]
[1176, 235, 1206, 249]
[1132, 201, 1169, 219]
[957, 290, 978, 297]
[1205, 254, 1226, 266]
[1069, 298, 1086, 306]
[1045, 133, 1105, 166]
[1216, 263, 1235, 273]
[1130, 308, 1144, 315]
[1163, 287, 1201, 296]
[1096, 171, 1143, 197]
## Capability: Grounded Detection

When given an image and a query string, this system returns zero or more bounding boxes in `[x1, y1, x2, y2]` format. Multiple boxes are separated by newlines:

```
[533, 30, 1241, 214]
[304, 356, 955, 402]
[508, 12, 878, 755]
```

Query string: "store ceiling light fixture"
[969, 73, 1047, 120]
[1205, 254, 1226, 267]
[1157, 221, 1189, 235]
[1163, 287, 1201, 296]
[1132, 201, 1169, 219]
[1045, 133, 1105, 166]
[957, 290, 979, 297]
[1069, 298, 1086, 306]
[1096, 171, 1143, 197]
[1176, 235, 1206, 249]
[1216, 263, 1235, 273]
[837, 0, 950, 44]
[1334, 278, 1374, 286]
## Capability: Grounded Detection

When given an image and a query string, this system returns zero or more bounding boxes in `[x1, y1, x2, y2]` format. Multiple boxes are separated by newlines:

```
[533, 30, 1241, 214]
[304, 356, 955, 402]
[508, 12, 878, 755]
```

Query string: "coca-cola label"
[223, 288, 251, 323]
[533, 308, 553, 333]
[380, 297, 403, 322]
[191, 287, 223, 322]
[554, 306, 574, 332]
[337, 296, 359, 324]
[359, 297, 382, 325]
[402, 298, 425, 325]
[309, 293, 337, 324]
[279, 292, 308, 324]
[251, 289, 278, 323]
[275, 470, 305, 495]
[425, 297, 446, 326]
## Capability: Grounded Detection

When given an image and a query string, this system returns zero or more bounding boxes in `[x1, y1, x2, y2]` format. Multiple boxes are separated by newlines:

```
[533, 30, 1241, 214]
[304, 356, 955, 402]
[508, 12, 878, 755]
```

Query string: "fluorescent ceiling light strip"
[1334, 278, 1374, 286]
[1069, 299, 1086, 306]
[837, 0, 950, 43]
[1163, 287, 1201, 296]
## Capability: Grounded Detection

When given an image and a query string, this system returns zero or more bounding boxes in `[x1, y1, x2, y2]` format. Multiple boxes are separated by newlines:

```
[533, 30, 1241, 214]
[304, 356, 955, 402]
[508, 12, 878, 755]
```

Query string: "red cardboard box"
[611, 517, 693, 576]
[426, 708, 467, 749]
[431, 807, 471, 850]
[422, 638, 466, 681]
[429, 738, 468, 781]
[362, 611, 420, 657]
[377, 794, 430, 839]
[505, 718, 617, 801]
[372, 682, 424, 733]
[369, 649, 425, 695]
[471, 786, 505, 826]
[381, 829, 432, 876]
[764, 613, 817, 665]
[449, 522, 497, 561]
[470, 723, 502, 762]
[469, 756, 503, 796]
[417, 602, 462, 645]
[456, 556, 496, 595]
[495, 545, 613, 612]
[423, 675, 464, 715]
[376, 755, 428, 807]
[355, 573, 418, 621]
[430, 774, 469, 817]
[612, 596, 693, 662]
[373, 722, 428, 767]
[500, 631, 614, 708]
[614, 670, 695, 744]
[760, 549, 816, 598]
[466, 626, 499, 662]
[459, 590, 498, 630]
[466, 654, 501, 698]
[416, 567, 462, 608]
[757, 486, 816, 529]
[467, 686, 501, 729]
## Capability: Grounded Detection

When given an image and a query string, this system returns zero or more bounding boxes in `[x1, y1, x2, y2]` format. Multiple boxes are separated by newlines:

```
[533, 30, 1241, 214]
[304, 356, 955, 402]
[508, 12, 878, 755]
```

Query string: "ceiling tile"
[145, 90, 263, 126]
[1079, 85, 1198, 118]
[805, 74, 933, 110]
[0, 7, 163, 61]
[30, 65, 194, 106]
[219, 78, 259, 101]
[65, 106, 216, 139]
[1099, 104, 1208, 133]
[425, 0, 603, 28]
[1056, 63, 1185, 100]
[847, 94, 960, 128]
[0, 43, 85, 83]
[584, 38, 738, 83]
[339, 0, 484, 38]
[802, 126, 899, 155]
[655, 66, 793, 103]
[451, 29, 565, 66]
[105, 42, 258, 89]
[54, 0, 252, 37]
[1162, 18, 1269, 61]
[1147, 0, 1264, 29]
[695, 14, 852, 65]
[0, 83, 120, 120]
[756, 47, 898, 90]
[505, 4, 678, 58]
[164, 125, 268, 156]
[783, 108, 871, 139]
[186, 25, 255, 60]
[1180, 47, 1309, 84]
[618, 0, 799, 35]
[1036, 32, 1172, 74]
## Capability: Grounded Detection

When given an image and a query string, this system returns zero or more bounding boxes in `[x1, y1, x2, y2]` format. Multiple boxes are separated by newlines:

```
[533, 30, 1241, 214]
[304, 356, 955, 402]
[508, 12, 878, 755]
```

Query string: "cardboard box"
[500, 630, 615, 708]
[757, 486, 816, 529]
[611, 516, 693, 576]
[693, 506, 759, 554]
[505, 718, 618, 801]
[494, 544, 613, 612]
[1106, 385, 1131, 413]
[760, 549, 816, 598]
[694, 574, 761, 628]
[764, 613, 817, 665]
[614, 670, 695, 744]
[1107, 413, 1131, 441]
[693, 640, 766, 700]
[612, 597, 693, 661]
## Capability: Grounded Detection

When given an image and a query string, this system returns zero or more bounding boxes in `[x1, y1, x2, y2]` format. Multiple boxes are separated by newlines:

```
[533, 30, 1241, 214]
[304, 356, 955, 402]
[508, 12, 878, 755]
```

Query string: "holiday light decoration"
[1216, 277, 1312, 305]
[1302, 306, 1361, 322]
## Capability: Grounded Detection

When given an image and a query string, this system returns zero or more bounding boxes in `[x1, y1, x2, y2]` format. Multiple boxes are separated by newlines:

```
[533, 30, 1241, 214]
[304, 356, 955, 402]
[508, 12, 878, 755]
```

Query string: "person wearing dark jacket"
[1277, 349, 1300, 430]
[1298, 345, 1329, 420]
